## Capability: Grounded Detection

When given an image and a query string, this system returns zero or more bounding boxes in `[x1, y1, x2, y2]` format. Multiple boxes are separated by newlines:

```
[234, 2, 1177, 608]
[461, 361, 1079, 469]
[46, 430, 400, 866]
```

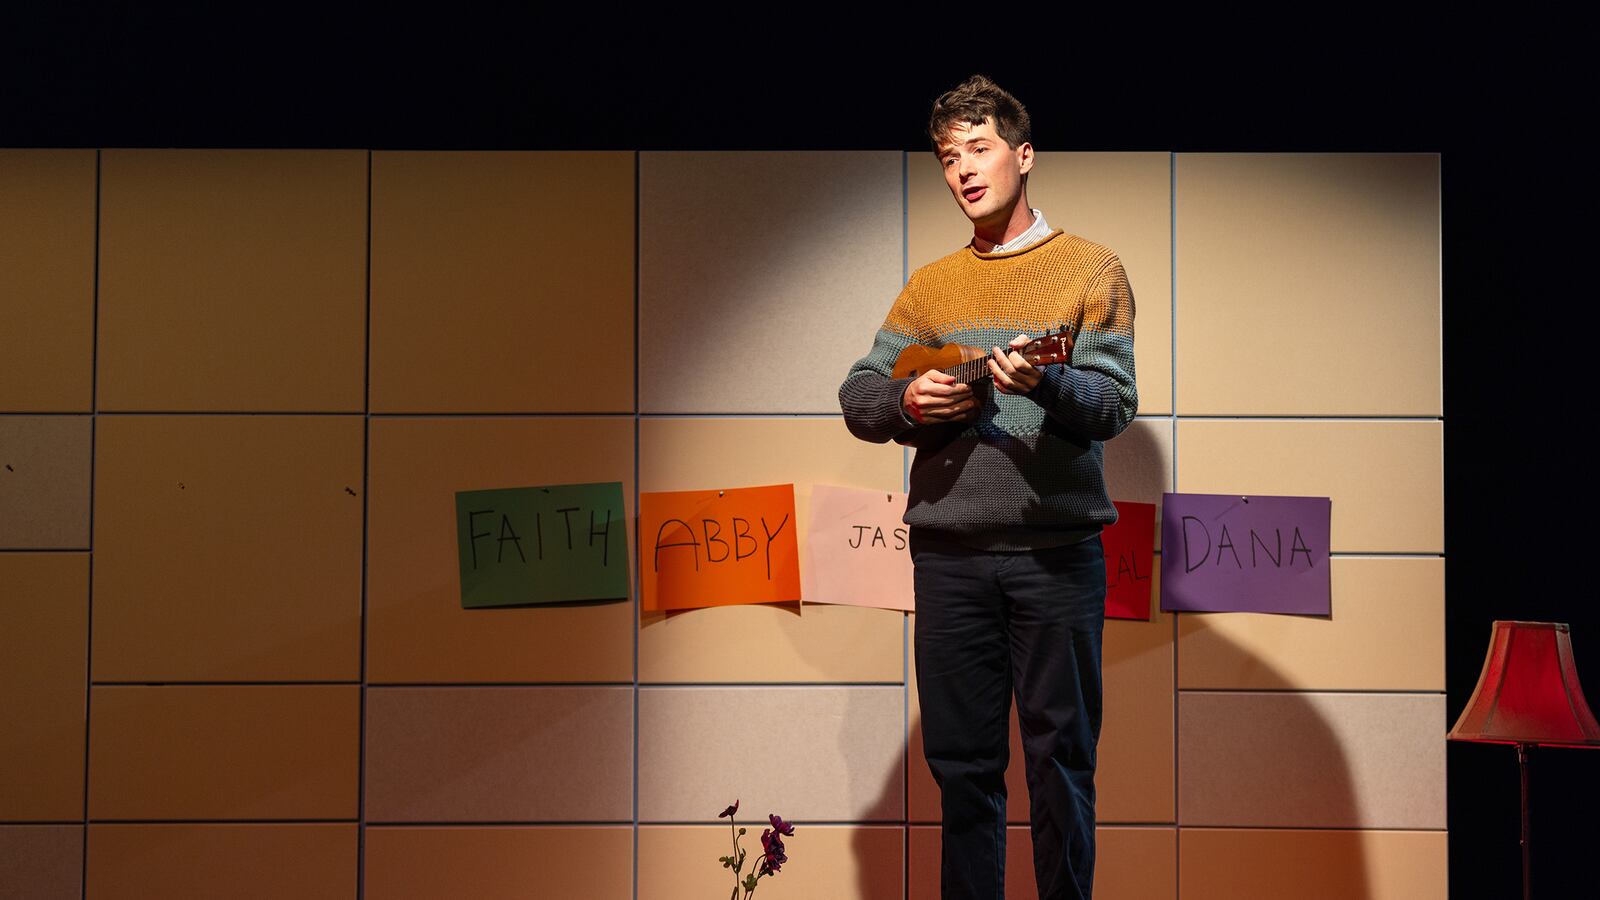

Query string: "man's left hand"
[989, 333, 1042, 395]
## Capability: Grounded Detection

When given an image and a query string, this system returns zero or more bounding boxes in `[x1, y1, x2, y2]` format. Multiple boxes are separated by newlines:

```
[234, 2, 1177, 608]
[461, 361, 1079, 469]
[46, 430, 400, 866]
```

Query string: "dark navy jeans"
[912, 531, 1106, 900]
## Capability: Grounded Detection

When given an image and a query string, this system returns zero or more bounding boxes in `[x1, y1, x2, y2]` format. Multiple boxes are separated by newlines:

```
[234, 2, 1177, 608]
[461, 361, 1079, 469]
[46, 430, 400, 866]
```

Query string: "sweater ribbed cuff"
[1029, 365, 1121, 441]
[840, 374, 917, 444]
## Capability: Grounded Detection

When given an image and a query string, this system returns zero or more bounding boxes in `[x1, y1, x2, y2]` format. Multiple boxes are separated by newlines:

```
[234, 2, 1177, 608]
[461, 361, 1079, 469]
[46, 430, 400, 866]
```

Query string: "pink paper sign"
[803, 484, 914, 612]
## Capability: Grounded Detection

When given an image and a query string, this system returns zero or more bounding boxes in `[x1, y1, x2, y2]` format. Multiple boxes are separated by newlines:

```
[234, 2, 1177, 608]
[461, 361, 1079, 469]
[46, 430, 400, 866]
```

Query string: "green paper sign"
[455, 481, 629, 608]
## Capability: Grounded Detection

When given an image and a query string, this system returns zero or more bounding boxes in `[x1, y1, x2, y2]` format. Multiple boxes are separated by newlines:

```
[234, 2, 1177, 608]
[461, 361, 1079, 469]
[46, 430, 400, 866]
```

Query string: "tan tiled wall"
[0, 149, 1441, 898]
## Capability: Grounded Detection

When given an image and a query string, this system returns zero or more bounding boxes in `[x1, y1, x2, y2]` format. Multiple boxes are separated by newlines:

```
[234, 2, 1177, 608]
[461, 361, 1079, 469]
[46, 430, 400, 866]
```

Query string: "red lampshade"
[1449, 621, 1600, 748]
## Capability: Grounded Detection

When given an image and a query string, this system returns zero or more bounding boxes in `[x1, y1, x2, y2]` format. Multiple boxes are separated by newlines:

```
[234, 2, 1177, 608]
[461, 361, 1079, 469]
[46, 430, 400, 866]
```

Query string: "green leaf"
[743, 873, 758, 891]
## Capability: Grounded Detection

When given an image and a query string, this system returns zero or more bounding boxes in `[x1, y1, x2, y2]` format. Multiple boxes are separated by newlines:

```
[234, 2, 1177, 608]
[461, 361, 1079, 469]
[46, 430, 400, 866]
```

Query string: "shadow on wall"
[1170, 627, 1369, 900]
[850, 619, 1367, 900]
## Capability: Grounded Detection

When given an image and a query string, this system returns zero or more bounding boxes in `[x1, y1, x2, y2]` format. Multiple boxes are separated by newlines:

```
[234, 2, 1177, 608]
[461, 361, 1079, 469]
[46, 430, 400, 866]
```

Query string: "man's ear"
[1016, 141, 1034, 176]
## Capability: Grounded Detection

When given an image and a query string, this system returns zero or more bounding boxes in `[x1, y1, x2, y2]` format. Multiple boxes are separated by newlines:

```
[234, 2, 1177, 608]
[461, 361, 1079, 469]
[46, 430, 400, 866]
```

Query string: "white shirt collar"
[985, 208, 1051, 254]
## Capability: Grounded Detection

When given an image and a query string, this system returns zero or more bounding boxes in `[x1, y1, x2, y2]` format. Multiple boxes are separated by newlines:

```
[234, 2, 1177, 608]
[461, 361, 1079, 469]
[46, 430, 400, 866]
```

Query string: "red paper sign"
[1103, 501, 1156, 620]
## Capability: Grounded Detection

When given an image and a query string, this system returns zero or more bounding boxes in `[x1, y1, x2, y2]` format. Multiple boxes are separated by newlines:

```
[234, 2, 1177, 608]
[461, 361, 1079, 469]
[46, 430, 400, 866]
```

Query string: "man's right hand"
[902, 369, 977, 425]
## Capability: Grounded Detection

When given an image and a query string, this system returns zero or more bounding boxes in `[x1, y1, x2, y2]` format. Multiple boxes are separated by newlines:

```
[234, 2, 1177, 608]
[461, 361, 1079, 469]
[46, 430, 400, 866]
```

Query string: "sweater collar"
[969, 226, 1065, 260]
[966, 208, 1056, 256]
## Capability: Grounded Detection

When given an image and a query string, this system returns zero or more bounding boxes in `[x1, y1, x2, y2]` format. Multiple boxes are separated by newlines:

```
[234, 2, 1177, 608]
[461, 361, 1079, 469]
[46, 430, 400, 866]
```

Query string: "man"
[838, 75, 1137, 900]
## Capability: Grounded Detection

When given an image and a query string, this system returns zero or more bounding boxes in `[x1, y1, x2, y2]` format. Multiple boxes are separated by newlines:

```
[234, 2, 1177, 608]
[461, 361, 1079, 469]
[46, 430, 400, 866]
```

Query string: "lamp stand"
[1518, 742, 1531, 900]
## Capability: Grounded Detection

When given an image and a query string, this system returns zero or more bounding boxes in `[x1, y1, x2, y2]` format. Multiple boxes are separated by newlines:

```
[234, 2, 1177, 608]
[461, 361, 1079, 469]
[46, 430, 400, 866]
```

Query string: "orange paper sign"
[640, 484, 800, 611]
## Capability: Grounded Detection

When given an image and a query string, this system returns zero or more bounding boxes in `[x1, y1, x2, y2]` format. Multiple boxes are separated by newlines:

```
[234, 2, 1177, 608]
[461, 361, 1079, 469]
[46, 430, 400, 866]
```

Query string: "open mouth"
[963, 186, 987, 202]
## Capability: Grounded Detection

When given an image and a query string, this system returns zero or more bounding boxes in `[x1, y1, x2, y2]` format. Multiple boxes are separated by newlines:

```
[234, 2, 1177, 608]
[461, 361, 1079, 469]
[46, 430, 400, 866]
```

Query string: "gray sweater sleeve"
[840, 279, 921, 444]
[840, 366, 917, 444]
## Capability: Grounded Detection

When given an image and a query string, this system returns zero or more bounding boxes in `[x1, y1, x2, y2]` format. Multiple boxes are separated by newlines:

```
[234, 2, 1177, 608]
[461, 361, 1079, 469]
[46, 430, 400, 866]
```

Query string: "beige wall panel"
[0, 825, 81, 900]
[643, 601, 903, 684]
[364, 687, 632, 822]
[0, 415, 91, 548]
[1178, 828, 1447, 900]
[367, 417, 634, 683]
[1175, 420, 1442, 552]
[1179, 692, 1445, 828]
[92, 416, 362, 681]
[639, 152, 903, 413]
[88, 685, 358, 819]
[638, 825, 900, 900]
[0, 150, 96, 411]
[908, 600, 1174, 825]
[0, 553, 87, 819]
[1093, 827, 1176, 900]
[366, 826, 632, 900]
[1099, 592, 1175, 822]
[910, 151, 1174, 415]
[1175, 154, 1441, 415]
[639, 418, 904, 683]
[86, 824, 355, 900]
[908, 825, 1175, 900]
[1179, 556, 1444, 690]
[639, 687, 904, 821]
[370, 152, 635, 413]
[96, 150, 366, 411]
[1102, 418, 1173, 550]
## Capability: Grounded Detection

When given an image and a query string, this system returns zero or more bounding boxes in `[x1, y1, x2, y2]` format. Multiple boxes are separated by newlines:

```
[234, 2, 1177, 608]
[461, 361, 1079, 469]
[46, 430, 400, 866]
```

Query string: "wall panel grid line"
[905, 819, 1183, 828]
[85, 818, 358, 825]
[88, 409, 371, 417]
[901, 149, 912, 900]
[1173, 415, 1443, 422]
[1327, 552, 1445, 558]
[356, 147, 373, 900]
[1175, 688, 1446, 695]
[365, 681, 637, 689]
[80, 146, 102, 898]
[636, 681, 905, 689]
[1174, 825, 1447, 832]
[91, 680, 362, 687]
[1170, 150, 1182, 884]
[351, 820, 642, 828]
[0, 820, 86, 827]
[632, 148, 642, 900]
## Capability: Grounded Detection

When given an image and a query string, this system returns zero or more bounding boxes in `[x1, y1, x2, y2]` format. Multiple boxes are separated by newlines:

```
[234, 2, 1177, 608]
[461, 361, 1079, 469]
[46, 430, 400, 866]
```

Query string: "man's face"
[938, 118, 1033, 230]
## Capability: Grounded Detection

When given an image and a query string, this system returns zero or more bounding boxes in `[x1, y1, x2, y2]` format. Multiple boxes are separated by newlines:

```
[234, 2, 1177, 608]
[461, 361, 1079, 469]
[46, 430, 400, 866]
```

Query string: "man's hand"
[902, 369, 977, 425]
[989, 333, 1042, 395]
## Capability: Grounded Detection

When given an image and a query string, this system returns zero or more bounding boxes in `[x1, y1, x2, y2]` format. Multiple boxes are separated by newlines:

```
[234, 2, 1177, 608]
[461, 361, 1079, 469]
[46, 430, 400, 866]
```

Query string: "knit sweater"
[838, 229, 1138, 550]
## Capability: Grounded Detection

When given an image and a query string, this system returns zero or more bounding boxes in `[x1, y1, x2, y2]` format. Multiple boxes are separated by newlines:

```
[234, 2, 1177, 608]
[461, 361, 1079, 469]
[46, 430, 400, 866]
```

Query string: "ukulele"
[891, 326, 1076, 385]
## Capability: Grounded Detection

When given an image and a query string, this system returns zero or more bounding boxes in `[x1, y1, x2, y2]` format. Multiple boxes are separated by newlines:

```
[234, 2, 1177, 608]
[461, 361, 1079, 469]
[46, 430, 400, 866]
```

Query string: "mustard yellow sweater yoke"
[838, 230, 1138, 549]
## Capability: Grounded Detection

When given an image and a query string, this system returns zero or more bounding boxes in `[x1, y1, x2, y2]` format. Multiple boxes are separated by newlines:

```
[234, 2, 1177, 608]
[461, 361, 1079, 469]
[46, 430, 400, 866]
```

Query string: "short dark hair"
[928, 75, 1032, 154]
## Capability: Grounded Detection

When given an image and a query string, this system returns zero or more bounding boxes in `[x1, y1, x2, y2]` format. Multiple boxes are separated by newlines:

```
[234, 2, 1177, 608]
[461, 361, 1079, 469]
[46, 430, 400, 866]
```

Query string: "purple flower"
[760, 827, 788, 873]
[718, 800, 740, 819]
[768, 814, 795, 836]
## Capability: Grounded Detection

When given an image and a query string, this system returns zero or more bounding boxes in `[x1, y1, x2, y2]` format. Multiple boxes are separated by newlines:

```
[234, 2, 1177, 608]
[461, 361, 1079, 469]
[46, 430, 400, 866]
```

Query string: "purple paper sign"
[1160, 492, 1331, 615]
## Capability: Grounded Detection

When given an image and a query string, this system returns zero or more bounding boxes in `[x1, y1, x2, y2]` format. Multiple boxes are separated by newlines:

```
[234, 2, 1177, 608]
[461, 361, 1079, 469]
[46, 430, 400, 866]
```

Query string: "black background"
[7, 8, 1594, 898]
